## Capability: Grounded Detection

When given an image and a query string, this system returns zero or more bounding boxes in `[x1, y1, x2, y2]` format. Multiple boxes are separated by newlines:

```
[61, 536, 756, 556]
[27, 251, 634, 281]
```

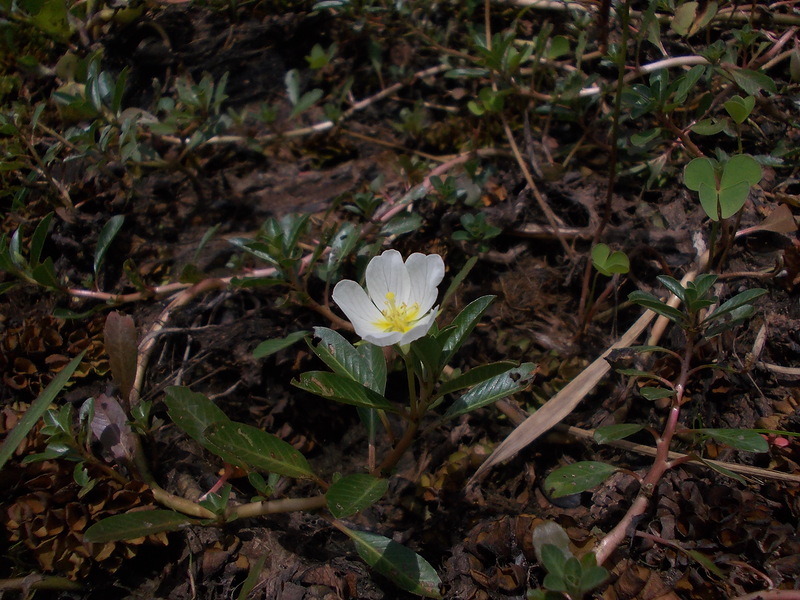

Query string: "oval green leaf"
[346, 529, 442, 598]
[204, 421, 316, 479]
[544, 461, 618, 499]
[292, 371, 397, 412]
[326, 474, 388, 518]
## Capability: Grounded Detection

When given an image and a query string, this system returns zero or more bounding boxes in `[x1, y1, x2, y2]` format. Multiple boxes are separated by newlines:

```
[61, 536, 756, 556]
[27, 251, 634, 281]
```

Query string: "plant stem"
[594, 335, 694, 565]
[375, 419, 419, 476]
[226, 495, 327, 520]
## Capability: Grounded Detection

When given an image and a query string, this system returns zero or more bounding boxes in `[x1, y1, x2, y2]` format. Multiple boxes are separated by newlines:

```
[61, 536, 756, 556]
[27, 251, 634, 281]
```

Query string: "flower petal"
[404, 253, 445, 314]
[365, 250, 410, 307]
[332, 280, 385, 337]
[397, 308, 438, 345]
[361, 330, 405, 347]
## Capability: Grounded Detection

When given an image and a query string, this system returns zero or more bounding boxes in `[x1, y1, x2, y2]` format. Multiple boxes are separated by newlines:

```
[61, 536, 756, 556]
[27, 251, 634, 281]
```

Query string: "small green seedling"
[452, 213, 501, 252]
[528, 521, 608, 600]
[684, 154, 762, 220]
[591, 244, 629, 276]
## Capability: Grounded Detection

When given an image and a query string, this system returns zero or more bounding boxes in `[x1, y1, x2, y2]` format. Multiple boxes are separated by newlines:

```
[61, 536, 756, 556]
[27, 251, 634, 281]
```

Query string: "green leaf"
[656, 275, 687, 303]
[290, 88, 324, 118]
[292, 372, 397, 412]
[696, 456, 747, 484]
[436, 295, 495, 369]
[696, 428, 769, 453]
[717, 155, 762, 218]
[440, 256, 477, 309]
[357, 342, 387, 395]
[593, 424, 644, 444]
[580, 563, 609, 591]
[164, 386, 230, 443]
[237, 553, 268, 600]
[84, 510, 193, 543]
[310, 327, 372, 387]
[540, 544, 568, 580]
[724, 95, 755, 124]
[164, 386, 243, 466]
[94, 215, 125, 277]
[730, 68, 776, 95]
[616, 368, 661, 379]
[31, 259, 61, 289]
[205, 421, 315, 479]
[29, 0, 72, 41]
[531, 521, 572, 564]
[437, 361, 518, 397]
[627, 291, 686, 324]
[591, 244, 630, 276]
[0, 351, 85, 471]
[30, 212, 53, 266]
[640, 387, 676, 401]
[684, 157, 716, 192]
[684, 549, 726, 579]
[671, 1, 697, 36]
[326, 474, 388, 518]
[691, 118, 727, 136]
[544, 461, 618, 498]
[345, 529, 442, 598]
[253, 330, 309, 359]
[380, 213, 422, 236]
[703, 288, 767, 323]
[442, 363, 536, 420]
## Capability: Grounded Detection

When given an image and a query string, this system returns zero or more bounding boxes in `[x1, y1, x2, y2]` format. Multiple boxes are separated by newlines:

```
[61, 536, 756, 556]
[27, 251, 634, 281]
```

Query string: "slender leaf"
[440, 256, 477, 309]
[628, 291, 686, 324]
[593, 424, 644, 444]
[345, 529, 442, 599]
[437, 295, 495, 369]
[0, 351, 86, 471]
[703, 288, 767, 323]
[442, 363, 536, 420]
[437, 361, 518, 397]
[655, 275, 686, 302]
[204, 420, 315, 479]
[30, 212, 53, 266]
[696, 428, 769, 453]
[326, 474, 388, 518]
[94, 215, 125, 276]
[253, 330, 309, 359]
[695, 456, 747, 484]
[237, 553, 268, 600]
[84, 510, 193, 543]
[640, 387, 676, 401]
[544, 461, 618, 498]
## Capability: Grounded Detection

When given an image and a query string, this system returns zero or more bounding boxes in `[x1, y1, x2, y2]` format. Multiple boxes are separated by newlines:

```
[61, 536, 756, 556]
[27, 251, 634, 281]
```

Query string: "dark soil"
[1, 2, 799, 599]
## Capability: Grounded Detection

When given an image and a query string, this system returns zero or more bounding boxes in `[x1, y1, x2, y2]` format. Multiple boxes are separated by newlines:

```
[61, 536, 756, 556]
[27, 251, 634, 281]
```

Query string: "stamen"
[373, 292, 420, 333]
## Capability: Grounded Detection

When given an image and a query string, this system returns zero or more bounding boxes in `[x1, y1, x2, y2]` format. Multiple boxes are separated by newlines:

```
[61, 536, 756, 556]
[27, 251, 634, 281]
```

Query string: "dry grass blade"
[470, 265, 705, 484]
[469, 309, 656, 483]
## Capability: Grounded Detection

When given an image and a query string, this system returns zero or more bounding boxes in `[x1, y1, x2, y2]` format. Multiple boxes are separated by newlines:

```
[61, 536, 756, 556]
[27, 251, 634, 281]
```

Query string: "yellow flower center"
[373, 291, 420, 333]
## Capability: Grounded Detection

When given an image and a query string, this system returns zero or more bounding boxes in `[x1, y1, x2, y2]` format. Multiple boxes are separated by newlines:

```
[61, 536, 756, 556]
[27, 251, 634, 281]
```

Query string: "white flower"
[332, 250, 445, 347]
